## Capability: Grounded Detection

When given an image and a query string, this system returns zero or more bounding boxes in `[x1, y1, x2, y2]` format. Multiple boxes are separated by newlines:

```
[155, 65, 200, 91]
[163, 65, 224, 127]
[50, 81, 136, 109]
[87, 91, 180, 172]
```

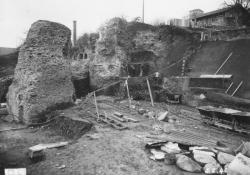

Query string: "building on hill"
[189, 9, 204, 19]
[167, 18, 182, 27]
[191, 5, 250, 28]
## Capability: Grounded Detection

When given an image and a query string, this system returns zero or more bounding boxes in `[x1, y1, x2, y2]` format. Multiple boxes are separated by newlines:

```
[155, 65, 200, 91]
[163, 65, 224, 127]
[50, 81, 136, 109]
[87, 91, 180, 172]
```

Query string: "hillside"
[188, 39, 250, 99]
[0, 47, 16, 56]
[0, 51, 18, 76]
[0, 51, 18, 102]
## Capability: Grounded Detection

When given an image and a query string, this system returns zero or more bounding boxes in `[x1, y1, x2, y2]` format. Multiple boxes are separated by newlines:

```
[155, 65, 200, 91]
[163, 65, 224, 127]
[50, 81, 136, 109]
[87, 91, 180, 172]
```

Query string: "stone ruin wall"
[7, 20, 75, 124]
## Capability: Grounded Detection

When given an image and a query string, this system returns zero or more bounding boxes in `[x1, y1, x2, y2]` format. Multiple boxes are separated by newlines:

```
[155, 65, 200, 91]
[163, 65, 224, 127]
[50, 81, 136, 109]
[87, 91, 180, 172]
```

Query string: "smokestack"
[73, 20, 77, 47]
[142, 0, 144, 23]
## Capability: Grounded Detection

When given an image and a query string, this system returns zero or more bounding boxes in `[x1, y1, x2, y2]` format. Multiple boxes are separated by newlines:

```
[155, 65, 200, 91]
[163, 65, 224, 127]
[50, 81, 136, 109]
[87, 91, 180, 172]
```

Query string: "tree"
[224, 0, 250, 26]
[224, 0, 250, 9]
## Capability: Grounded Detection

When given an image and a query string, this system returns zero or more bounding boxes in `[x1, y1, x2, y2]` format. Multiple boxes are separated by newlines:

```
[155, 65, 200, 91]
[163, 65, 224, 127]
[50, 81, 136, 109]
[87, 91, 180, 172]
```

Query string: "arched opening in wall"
[84, 53, 88, 59]
[128, 50, 157, 77]
[79, 53, 83, 60]
[72, 75, 90, 98]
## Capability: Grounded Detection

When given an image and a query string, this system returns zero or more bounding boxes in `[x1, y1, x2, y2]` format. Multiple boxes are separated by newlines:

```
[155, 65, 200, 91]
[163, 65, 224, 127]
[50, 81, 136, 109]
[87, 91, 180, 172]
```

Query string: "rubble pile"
[7, 20, 74, 124]
[146, 141, 250, 174]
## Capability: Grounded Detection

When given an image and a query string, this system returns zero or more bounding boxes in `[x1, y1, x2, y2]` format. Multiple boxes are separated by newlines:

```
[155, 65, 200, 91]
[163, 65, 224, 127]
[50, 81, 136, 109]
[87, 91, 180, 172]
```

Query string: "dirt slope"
[189, 39, 250, 99]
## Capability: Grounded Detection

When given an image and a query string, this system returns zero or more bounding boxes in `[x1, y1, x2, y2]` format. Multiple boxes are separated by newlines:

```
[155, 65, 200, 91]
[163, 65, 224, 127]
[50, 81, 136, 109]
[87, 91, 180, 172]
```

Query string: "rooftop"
[192, 5, 246, 19]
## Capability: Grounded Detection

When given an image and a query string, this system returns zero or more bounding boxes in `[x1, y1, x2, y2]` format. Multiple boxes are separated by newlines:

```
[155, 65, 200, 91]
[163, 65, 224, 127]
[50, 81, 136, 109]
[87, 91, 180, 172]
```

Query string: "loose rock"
[138, 108, 147, 115]
[164, 153, 176, 165]
[217, 152, 235, 165]
[203, 162, 223, 174]
[227, 153, 250, 175]
[150, 149, 165, 160]
[176, 155, 202, 173]
[161, 142, 181, 154]
[147, 111, 156, 119]
[192, 149, 216, 157]
[193, 152, 217, 165]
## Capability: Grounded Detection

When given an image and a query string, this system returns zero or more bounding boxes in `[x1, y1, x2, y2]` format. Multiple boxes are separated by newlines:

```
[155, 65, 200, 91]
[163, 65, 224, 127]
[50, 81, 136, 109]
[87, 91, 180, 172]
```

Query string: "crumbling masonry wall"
[7, 20, 75, 124]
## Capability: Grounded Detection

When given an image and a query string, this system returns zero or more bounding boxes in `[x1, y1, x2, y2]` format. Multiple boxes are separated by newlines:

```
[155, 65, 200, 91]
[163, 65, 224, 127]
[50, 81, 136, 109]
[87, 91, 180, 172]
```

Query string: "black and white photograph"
[1, 0, 250, 174]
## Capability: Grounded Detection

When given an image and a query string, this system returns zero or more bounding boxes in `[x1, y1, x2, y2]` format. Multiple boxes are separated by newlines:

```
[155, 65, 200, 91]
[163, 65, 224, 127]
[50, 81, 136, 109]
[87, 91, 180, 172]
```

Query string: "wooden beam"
[215, 52, 233, 75]
[225, 82, 234, 94]
[146, 78, 154, 107]
[231, 81, 243, 96]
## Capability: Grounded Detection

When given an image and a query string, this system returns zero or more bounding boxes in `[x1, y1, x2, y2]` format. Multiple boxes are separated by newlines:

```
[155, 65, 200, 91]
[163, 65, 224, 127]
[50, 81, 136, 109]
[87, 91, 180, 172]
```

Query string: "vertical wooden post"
[146, 78, 154, 107]
[125, 79, 132, 108]
[93, 91, 100, 120]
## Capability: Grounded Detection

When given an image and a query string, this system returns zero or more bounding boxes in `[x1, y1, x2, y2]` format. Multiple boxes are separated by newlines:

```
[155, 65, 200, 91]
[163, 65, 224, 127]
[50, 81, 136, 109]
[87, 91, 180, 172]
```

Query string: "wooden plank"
[110, 114, 127, 122]
[88, 111, 127, 130]
[5, 168, 26, 175]
[114, 112, 123, 118]
[29, 142, 68, 152]
[28, 142, 68, 159]
[123, 116, 139, 123]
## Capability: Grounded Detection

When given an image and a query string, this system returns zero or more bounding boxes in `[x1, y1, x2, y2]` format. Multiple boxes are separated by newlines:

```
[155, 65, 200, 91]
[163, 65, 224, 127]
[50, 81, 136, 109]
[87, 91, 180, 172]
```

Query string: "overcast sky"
[0, 0, 225, 47]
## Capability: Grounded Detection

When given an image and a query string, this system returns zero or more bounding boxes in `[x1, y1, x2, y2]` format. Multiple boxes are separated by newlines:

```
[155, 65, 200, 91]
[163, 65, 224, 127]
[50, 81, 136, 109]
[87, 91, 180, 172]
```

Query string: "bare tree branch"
[224, 0, 250, 9]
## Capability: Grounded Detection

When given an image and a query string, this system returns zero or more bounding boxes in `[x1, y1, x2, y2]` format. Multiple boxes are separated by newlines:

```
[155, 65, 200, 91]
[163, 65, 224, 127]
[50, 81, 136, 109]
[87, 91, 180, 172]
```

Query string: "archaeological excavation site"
[1, 1, 250, 175]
